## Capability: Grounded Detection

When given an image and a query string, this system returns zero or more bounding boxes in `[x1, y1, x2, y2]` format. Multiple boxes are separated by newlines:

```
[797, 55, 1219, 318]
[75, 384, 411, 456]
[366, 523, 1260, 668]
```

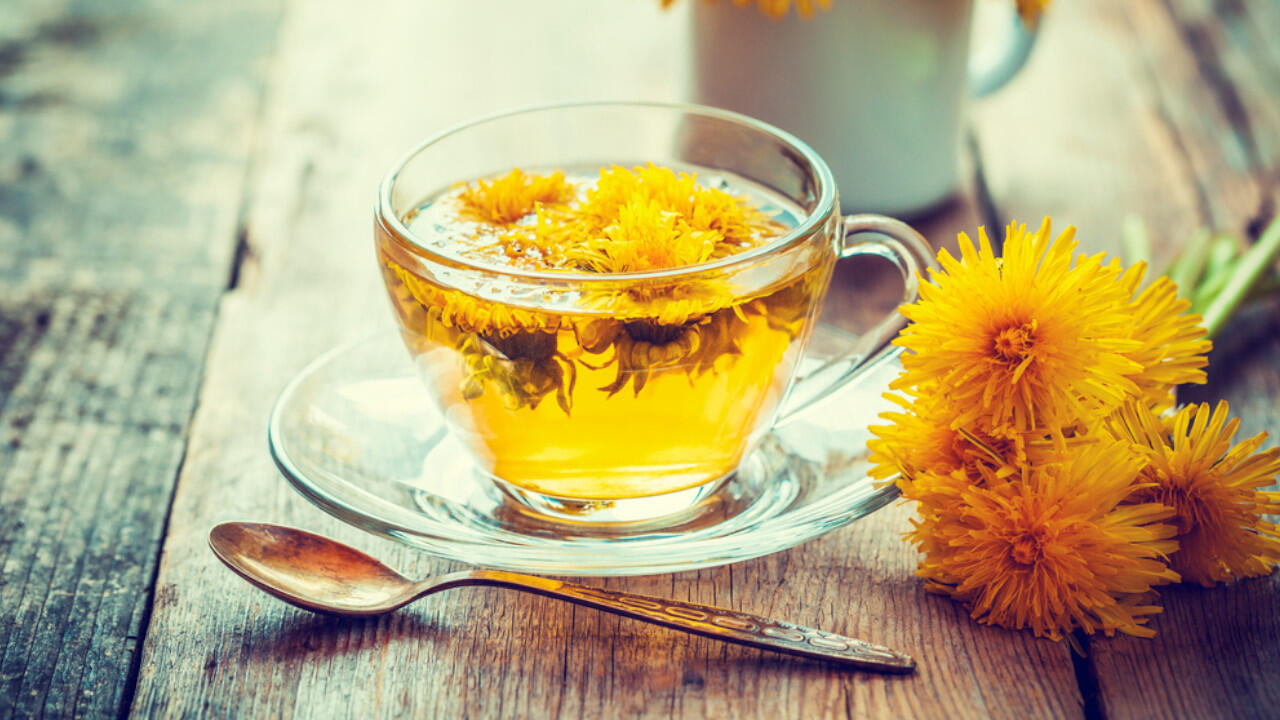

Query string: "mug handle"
[968, 5, 1039, 97]
[777, 214, 939, 423]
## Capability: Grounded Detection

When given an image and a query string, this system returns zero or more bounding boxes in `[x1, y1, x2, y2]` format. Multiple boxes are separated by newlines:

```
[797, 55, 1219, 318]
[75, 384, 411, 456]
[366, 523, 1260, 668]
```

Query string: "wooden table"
[2, 0, 1278, 717]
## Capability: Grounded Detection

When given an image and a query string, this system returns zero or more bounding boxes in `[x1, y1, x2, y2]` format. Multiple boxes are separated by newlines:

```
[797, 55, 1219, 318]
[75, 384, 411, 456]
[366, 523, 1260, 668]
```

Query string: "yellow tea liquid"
[376, 166, 831, 499]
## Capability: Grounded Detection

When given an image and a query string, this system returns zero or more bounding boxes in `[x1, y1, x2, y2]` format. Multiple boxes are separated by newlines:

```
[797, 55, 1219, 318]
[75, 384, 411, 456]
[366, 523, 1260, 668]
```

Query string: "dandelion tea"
[376, 165, 833, 500]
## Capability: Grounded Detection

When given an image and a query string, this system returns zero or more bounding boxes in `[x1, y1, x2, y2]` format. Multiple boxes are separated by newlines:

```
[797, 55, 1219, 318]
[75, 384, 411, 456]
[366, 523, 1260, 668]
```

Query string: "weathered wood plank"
[0, 0, 281, 717]
[0, 292, 223, 720]
[970, 0, 1207, 259]
[131, 1, 1085, 717]
[1124, 0, 1278, 234]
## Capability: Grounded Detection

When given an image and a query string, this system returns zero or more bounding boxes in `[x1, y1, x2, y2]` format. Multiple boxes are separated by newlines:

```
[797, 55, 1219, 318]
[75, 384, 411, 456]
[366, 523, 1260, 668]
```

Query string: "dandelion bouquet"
[869, 220, 1280, 640]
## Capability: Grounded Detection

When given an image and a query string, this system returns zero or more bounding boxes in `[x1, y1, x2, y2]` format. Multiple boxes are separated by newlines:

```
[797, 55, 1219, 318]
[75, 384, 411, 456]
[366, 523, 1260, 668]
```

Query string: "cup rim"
[375, 100, 837, 284]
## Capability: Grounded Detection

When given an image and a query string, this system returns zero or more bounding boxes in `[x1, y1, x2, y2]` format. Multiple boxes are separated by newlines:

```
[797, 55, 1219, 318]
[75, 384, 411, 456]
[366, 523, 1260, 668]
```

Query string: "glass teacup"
[374, 103, 934, 523]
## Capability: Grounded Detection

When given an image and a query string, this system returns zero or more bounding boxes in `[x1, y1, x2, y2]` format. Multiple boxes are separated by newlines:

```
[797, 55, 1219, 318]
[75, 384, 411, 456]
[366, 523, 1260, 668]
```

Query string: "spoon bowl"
[210, 522, 419, 613]
[209, 521, 916, 672]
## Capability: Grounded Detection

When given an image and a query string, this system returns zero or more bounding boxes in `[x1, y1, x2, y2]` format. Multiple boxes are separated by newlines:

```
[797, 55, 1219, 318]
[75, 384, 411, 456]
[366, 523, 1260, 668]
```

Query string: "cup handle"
[967, 4, 1039, 97]
[777, 214, 938, 423]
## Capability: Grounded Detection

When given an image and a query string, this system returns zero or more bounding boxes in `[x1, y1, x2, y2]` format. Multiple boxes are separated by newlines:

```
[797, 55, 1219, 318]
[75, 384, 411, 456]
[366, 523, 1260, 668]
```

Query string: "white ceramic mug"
[688, 0, 1037, 216]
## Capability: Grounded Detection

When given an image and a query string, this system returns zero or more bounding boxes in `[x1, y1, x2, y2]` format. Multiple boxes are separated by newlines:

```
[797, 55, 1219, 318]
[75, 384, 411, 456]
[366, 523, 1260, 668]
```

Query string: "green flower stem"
[1201, 215, 1280, 338]
[1165, 228, 1212, 294]
[1122, 215, 1151, 268]
[1202, 234, 1240, 281]
[1192, 254, 1238, 313]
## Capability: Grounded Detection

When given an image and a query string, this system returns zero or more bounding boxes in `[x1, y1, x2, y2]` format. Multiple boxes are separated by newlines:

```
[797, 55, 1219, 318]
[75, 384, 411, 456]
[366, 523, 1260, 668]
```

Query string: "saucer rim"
[267, 330, 902, 576]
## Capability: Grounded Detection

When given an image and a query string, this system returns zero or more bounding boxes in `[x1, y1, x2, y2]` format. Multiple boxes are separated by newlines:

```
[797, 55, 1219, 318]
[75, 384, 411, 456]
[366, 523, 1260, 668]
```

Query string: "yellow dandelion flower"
[868, 388, 1038, 488]
[665, 0, 1042, 23]
[1115, 264, 1211, 411]
[566, 198, 718, 273]
[899, 470, 974, 521]
[562, 164, 781, 261]
[893, 219, 1143, 431]
[661, 0, 832, 20]
[535, 164, 786, 325]
[591, 314, 739, 396]
[384, 162, 799, 413]
[384, 260, 560, 338]
[910, 440, 1180, 640]
[583, 164, 698, 220]
[1016, 0, 1052, 23]
[1108, 400, 1280, 586]
[456, 164, 782, 278]
[457, 168, 572, 225]
[381, 258, 578, 411]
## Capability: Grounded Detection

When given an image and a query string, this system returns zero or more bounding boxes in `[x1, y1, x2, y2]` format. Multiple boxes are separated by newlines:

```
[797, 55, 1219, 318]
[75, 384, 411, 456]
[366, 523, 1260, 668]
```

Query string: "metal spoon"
[209, 522, 915, 673]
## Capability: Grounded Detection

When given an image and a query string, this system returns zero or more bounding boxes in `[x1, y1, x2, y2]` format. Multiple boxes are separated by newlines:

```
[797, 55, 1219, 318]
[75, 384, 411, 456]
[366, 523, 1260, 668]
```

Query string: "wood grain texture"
[0, 0, 280, 717]
[1088, 298, 1280, 720]
[128, 1, 1087, 718]
[1, 0, 1273, 716]
[971, 0, 1280, 717]
[0, 291, 212, 719]
[970, 0, 1207, 259]
[1123, 0, 1278, 234]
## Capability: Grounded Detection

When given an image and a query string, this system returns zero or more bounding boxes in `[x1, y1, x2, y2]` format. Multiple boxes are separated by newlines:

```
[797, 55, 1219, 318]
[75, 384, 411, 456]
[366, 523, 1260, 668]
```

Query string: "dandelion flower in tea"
[376, 164, 829, 500]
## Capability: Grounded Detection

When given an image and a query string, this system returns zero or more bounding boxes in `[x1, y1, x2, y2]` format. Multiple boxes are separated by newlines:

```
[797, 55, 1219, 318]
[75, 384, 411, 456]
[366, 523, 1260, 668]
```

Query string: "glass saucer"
[268, 328, 903, 576]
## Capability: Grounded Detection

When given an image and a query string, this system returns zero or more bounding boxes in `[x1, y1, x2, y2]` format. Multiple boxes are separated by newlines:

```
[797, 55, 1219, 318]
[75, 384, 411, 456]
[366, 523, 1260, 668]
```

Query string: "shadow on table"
[242, 609, 445, 662]
[708, 650, 918, 680]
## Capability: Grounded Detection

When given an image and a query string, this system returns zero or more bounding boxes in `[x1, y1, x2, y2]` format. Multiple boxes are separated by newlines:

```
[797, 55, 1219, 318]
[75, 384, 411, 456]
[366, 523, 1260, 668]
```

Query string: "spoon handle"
[449, 571, 915, 673]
